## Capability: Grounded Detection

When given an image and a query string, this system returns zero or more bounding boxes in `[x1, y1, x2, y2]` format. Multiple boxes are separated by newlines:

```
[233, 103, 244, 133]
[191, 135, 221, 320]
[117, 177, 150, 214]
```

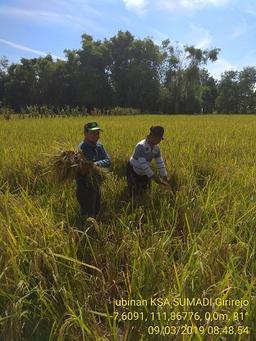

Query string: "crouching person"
[76, 122, 111, 218]
[127, 126, 169, 194]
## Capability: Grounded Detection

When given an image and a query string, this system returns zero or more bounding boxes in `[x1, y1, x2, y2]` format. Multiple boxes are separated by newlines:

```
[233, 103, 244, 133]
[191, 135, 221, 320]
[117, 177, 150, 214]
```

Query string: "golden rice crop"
[49, 149, 108, 185]
[0, 115, 255, 340]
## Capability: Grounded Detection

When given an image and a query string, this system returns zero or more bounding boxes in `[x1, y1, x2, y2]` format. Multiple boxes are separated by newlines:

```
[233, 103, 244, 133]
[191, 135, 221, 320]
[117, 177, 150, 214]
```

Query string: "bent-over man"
[127, 126, 168, 194]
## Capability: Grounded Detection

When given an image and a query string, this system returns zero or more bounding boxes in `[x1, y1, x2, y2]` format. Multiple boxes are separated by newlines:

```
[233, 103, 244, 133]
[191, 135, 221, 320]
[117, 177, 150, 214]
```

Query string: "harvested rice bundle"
[49, 150, 108, 185]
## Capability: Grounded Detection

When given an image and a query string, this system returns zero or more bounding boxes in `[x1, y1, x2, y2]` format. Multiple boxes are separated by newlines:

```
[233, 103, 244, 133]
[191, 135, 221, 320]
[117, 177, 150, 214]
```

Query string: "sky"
[0, 0, 256, 79]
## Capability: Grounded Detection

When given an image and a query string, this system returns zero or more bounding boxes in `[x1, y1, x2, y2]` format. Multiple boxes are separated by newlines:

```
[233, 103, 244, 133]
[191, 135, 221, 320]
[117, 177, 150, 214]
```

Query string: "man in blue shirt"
[76, 122, 111, 218]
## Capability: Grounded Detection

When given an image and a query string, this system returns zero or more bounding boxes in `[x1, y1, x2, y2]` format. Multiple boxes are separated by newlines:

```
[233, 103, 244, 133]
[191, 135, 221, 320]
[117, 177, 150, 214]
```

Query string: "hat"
[150, 126, 164, 139]
[84, 122, 102, 133]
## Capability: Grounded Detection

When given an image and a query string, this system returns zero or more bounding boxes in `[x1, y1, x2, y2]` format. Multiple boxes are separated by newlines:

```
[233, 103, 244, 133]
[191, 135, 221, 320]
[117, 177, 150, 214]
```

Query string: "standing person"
[76, 122, 111, 218]
[127, 126, 169, 194]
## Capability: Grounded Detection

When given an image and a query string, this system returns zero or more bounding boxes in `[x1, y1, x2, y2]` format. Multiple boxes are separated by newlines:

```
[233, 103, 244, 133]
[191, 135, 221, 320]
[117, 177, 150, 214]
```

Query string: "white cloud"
[58, 0, 103, 17]
[0, 5, 105, 33]
[0, 6, 73, 20]
[157, 0, 230, 11]
[196, 36, 211, 49]
[243, 2, 256, 17]
[122, 0, 231, 15]
[123, 0, 148, 14]
[151, 29, 169, 44]
[231, 19, 249, 39]
[0, 38, 64, 60]
[181, 0, 229, 9]
[239, 48, 256, 68]
[207, 57, 236, 79]
[187, 24, 213, 49]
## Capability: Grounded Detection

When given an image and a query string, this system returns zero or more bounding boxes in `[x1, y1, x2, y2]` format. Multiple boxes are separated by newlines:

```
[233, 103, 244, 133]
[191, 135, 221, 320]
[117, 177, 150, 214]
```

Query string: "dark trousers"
[76, 179, 101, 218]
[126, 161, 151, 194]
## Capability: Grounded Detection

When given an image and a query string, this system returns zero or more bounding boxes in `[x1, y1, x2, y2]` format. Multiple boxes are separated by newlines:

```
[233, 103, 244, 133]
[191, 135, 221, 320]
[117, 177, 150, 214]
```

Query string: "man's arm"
[155, 156, 168, 177]
[94, 145, 111, 168]
[155, 147, 168, 178]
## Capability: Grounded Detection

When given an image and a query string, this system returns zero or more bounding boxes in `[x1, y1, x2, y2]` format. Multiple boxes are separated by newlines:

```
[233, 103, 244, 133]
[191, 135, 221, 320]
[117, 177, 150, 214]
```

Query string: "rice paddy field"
[0, 115, 256, 340]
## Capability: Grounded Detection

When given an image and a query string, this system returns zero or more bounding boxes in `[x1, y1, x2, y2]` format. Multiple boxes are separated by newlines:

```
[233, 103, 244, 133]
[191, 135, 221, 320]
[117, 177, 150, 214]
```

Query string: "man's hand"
[162, 175, 170, 182]
[152, 175, 161, 184]
[80, 161, 94, 175]
[152, 174, 171, 187]
[152, 174, 165, 185]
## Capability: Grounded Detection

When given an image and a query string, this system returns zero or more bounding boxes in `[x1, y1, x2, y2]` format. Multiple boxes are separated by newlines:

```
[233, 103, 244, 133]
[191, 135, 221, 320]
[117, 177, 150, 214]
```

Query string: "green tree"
[237, 66, 256, 113]
[200, 69, 218, 113]
[0, 57, 9, 106]
[160, 40, 184, 113]
[160, 41, 220, 113]
[34, 55, 55, 105]
[216, 71, 239, 113]
[74, 34, 113, 110]
[4, 58, 38, 110]
[107, 31, 162, 111]
[183, 46, 219, 113]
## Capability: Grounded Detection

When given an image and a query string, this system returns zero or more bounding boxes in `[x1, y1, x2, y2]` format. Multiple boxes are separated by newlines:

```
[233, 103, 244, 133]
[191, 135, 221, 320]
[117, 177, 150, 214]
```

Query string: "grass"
[0, 115, 255, 340]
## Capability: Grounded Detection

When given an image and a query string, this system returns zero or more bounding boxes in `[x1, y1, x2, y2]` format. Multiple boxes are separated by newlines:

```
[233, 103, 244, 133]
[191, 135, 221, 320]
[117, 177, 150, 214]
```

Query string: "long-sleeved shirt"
[129, 139, 167, 178]
[78, 140, 111, 168]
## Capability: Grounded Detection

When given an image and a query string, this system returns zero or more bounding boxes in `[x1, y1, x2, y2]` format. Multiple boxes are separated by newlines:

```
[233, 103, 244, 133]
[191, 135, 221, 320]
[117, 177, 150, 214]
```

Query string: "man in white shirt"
[127, 126, 169, 194]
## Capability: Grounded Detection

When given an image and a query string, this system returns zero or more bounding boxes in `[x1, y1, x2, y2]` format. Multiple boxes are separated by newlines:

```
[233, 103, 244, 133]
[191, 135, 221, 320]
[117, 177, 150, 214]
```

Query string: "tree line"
[0, 31, 256, 114]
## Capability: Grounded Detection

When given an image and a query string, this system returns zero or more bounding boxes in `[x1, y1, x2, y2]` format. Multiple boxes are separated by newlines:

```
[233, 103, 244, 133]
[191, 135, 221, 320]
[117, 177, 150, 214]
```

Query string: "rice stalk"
[48, 149, 109, 186]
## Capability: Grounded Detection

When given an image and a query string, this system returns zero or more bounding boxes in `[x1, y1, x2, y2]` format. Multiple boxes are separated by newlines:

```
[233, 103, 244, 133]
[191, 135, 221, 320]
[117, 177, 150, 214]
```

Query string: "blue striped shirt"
[130, 139, 167, 178]
[78, 140, 111, 168]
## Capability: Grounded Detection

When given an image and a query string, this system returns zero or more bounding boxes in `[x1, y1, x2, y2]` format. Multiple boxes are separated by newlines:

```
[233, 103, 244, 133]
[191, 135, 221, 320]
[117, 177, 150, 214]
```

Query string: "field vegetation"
[0, 115, 255, 340]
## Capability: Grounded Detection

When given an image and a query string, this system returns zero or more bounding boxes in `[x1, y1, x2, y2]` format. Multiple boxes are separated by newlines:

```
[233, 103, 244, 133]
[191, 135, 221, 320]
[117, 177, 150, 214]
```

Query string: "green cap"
[84, 122, 102, 133]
